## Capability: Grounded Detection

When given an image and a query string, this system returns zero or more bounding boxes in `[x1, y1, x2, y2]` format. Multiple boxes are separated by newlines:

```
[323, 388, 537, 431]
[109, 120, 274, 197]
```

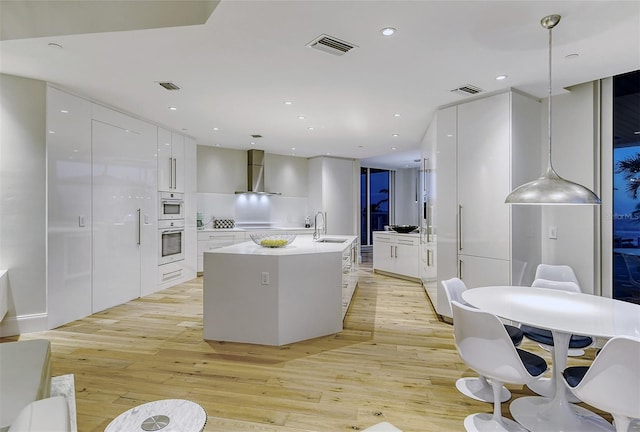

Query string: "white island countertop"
[203, 235, 358, 346]
[206, 235, 357, 256]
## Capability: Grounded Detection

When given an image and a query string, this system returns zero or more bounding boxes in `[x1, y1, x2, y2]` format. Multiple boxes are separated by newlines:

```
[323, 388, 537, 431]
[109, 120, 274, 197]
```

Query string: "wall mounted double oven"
[158, 192, 184, 265]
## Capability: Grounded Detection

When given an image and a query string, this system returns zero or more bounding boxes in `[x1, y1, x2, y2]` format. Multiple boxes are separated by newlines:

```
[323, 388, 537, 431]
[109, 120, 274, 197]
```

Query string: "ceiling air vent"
[450, 84, 484, 96]
[158, 82, 180, 91]
[307, 34, 357, 56]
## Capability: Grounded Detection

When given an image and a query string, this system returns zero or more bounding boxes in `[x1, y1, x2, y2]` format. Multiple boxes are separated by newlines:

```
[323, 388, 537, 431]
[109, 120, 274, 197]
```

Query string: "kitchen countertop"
[205, 235, 357, 256]
[198, 227, 315, 232]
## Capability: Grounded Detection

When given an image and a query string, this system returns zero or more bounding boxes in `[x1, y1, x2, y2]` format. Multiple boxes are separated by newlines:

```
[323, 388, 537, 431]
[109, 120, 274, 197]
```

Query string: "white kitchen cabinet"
[182, 136, 198, 280]
[46, 86, 93, 328]
[197, 230, 247, 272]
[158, 260, 187, 290]
[435, 90, 542, 318]
[342, 237, 359, 319]
[308, 156, 358, 236]
[158, 128, 184, 192]
[373, 232, 420, 280]
[421, 242, 437, 283]
[457, 93, 511, 261]
[458, 255, 510, 288]
[91, 105, 157, 313]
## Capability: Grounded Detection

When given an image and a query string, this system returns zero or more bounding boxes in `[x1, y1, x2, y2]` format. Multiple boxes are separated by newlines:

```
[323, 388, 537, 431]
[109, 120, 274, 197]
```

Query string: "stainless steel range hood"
[235, 149, 281, 195]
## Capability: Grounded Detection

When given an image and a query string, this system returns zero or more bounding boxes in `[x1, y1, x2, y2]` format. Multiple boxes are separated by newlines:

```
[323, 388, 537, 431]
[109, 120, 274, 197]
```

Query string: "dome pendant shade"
[505, 166, 602, 205]
[505, 14, 601, 205]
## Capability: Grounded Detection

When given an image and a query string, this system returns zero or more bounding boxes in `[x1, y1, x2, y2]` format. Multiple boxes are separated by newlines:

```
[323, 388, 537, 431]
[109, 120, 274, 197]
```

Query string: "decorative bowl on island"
[249, 232, 296, 248]
[390, 225, 418, 234]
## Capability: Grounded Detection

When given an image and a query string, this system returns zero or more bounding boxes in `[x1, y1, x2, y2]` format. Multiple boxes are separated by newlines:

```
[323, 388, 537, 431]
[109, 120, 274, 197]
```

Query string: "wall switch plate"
[549, 226, 558, 239]
[261, 272, 270, 285]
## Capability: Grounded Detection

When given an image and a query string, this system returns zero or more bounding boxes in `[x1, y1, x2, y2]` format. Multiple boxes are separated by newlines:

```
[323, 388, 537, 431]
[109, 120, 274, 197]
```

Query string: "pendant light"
[505, 15, 601, 205]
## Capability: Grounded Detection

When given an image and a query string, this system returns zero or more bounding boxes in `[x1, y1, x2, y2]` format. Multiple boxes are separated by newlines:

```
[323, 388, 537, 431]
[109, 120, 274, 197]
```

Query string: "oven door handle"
[161, 229, 184, 235]
[161, 199, 184, 205]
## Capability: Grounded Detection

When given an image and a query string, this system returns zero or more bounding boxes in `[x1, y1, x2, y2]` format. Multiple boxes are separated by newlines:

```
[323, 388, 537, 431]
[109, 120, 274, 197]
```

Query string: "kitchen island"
[203, 235, 358, 346]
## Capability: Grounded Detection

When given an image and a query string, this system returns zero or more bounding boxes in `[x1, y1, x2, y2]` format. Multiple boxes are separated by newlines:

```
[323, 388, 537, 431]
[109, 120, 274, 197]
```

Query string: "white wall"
[394, 168, 420, 226]
[197, 146, 246, 193]
[541, 81, 600, 295]
[0, 74, 47, 333]
[196, 146, 311, 227]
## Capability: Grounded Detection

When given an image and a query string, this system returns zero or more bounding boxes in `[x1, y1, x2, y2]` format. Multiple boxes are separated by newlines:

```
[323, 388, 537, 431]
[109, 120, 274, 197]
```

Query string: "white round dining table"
[462, 285, 640, 432]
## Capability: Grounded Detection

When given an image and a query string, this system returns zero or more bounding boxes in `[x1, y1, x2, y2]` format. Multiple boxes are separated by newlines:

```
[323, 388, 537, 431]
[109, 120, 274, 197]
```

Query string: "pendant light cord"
[547, 23, 554, 172]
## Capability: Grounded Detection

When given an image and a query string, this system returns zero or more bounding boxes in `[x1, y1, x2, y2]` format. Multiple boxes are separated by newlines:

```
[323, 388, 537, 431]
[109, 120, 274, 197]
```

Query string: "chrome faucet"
[313, 211, 325, 241]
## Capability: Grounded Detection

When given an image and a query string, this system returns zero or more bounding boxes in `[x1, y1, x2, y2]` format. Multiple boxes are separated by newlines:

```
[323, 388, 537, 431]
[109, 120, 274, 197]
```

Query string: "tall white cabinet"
[308, 156, 359, 236]
[91, 105, 158, 312]
[435, 90, 542, 317]
[46, 87, 196, 328]
[46, 87, 93, 328]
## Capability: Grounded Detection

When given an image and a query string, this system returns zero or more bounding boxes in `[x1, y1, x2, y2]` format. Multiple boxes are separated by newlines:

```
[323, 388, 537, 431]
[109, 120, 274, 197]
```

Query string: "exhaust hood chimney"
[235, 149, 281, 195]
[248, 149, 265, 193]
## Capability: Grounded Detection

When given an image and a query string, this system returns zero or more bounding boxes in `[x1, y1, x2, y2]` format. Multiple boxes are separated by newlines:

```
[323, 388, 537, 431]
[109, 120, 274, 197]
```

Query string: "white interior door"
[92, 119, 155, 312]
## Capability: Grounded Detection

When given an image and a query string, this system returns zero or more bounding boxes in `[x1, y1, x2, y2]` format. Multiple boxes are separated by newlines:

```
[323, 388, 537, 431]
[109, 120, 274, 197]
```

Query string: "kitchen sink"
[314, 238, 347, 243]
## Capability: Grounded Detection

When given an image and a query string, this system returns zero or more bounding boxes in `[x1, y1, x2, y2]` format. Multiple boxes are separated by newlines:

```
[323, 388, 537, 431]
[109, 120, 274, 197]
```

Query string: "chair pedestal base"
[464, 413, 527, 432]
[526, 377, 581, 403]
[538, 343, 585, 357]
[510, 396, 613, 432]
[456, 378, 511, 403]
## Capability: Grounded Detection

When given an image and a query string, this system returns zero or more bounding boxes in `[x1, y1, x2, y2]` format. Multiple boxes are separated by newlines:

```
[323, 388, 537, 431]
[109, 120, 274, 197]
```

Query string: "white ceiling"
[1, 1, 639, 169]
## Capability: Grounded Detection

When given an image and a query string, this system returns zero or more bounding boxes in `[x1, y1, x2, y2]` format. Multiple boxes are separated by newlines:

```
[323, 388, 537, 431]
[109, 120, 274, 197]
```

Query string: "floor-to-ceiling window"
[612, 70, 640, 305]
[360, 167, 391, 246]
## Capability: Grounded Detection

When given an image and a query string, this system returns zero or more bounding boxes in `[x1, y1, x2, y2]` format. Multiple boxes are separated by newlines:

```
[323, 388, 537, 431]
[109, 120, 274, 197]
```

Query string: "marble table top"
[104, 399, 206, 432]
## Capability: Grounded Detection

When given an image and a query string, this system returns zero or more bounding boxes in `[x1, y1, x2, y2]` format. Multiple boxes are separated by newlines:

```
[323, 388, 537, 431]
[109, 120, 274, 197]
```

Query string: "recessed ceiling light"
[213, 127, 219, 131]
[291, 147, 296, 151]
[250, 142, 255, 145]
[48, 130, 55, 134]
[496, 75, 508, 81]
[380, 27, 396, 36]
[48, 42, 62, 49]
[168, 106, 177, 111]
[447, 134, 454, 138]
[284, 101, 293, 105]
[392, 134, 399, 137]
[60, 109, 69, 113]
[391, 147, 397, 150]
[308, 127, 315, 131]
[393, 113, 401, 117]
[298, 115, 305, 120]
[326, 152, 331, 155]
[565, 53, 579, 60]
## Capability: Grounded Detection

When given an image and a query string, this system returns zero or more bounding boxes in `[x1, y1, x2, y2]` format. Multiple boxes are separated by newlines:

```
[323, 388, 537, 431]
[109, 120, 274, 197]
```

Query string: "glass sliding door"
[612, 70, 640, 305]
[360, 167, 390, 246]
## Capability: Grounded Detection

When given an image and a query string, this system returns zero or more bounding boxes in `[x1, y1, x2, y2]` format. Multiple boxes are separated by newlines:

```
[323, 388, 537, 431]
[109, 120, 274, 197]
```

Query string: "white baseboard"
[0, 313, 48, 337]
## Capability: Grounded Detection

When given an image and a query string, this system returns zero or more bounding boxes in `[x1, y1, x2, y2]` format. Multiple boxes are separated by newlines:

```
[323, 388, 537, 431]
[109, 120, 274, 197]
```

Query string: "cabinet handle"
[458, 204, 463, 251]
[427, 249, 432, 266]
[390, 245, 393, 258]
[458, 259, 463, 279]
[395, 245, 398, 258]
[78, 215, 85, 228]
[137, 208, 142, 245]
[172, 157, 177, 189]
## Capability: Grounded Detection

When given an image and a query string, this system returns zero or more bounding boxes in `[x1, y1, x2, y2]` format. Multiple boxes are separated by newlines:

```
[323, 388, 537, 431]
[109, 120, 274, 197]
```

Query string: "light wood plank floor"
[2, 260, 607, 431]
